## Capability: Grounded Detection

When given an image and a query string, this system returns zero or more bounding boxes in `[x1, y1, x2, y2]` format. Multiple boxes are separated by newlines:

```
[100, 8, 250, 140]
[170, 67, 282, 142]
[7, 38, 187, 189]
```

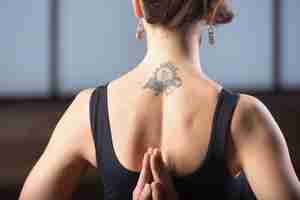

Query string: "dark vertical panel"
[281, 0, 300, 89]
[273, 0, 282, 91]
[49, 0, 60, 99]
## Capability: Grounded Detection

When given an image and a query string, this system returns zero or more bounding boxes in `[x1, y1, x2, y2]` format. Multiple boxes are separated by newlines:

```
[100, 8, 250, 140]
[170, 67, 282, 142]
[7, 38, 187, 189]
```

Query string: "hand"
[133, 147, 179, 200]
[149, 148, 179, 200]
[132, 148, 153, 200]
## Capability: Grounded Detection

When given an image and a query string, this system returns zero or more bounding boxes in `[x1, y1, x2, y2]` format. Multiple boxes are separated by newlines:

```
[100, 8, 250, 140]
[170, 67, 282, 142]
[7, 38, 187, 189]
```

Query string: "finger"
[150, 148, 173, 187]
[151, 182, 165, 200]
[147, 147, 154, 181]
[157, 150, 174, 184]
[135, 150, 150, 195]
[150, 148, 167, 183]
[150, 149, 179, 200]
[150, 148, 161, 182]
[135, 149, 153, 197]
[140, 183, 152, 200]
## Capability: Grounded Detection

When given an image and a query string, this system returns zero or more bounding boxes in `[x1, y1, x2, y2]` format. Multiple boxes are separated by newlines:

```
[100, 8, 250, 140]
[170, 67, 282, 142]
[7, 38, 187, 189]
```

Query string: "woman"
[19, 0, 300, 199]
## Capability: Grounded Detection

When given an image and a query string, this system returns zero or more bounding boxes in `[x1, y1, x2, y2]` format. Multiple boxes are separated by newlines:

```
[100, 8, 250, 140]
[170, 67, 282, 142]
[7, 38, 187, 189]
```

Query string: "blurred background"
[0, 0, 299, 199]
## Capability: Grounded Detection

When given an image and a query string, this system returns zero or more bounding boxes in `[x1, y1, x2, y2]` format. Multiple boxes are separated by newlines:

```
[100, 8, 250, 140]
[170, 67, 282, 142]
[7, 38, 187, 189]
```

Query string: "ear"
[132, 0, 144, 18]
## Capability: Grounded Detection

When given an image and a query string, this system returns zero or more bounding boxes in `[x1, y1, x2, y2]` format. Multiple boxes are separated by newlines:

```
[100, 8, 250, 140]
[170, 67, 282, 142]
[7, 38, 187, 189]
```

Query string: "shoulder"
[70, 87, 98, 162]
[66, 88, 97, 133]
[50, 87, 97, 165]
[74, 87, 97, 104]
[70, 87, 97, 120]
[231, 92, 287, 161]
[229, 94, 300, 199]
[231, 93, 274, 136]
[18, 88, 98, 198]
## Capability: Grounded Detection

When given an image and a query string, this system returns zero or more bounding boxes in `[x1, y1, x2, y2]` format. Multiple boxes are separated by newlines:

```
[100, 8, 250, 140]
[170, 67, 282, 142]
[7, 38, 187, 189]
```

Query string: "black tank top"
[89, 81, 257, 200]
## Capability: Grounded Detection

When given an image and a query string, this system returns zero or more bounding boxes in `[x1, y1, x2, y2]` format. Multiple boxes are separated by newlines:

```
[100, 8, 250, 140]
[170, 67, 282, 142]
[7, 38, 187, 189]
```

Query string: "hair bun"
[140, 0, 234, 27]
[141, 0, 170, 24]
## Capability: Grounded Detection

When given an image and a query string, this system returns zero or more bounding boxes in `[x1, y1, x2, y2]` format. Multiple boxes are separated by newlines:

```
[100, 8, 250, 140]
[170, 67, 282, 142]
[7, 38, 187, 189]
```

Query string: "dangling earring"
[207, 0, 224, 47]
[136, 18, 145, 40]
[203, 0, 215, 47]
[208, 24, 215, 47]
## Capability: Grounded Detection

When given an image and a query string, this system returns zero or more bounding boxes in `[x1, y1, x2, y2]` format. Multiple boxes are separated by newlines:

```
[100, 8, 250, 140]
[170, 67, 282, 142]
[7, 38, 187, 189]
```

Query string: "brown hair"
[139, 0, 234, 28]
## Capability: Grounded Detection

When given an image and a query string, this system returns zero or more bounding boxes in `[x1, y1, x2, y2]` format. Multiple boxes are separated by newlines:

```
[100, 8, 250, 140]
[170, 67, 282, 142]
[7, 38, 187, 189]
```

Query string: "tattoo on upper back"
[142, 62, 183, 96]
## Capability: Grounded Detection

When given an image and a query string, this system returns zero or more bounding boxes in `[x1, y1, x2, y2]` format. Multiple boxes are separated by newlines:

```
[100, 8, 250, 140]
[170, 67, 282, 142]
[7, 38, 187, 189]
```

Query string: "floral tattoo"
[142, 62, 183, 96]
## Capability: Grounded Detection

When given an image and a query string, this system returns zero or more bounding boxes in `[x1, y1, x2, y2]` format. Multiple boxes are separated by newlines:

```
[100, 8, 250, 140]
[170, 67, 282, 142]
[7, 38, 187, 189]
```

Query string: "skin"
[142, 62, 183, 96]
[133, 147, 179, 200]
[19, 0, 300, 199]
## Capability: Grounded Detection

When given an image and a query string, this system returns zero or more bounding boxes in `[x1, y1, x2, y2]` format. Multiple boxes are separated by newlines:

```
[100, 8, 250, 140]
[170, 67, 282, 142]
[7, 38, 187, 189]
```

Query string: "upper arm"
[231, 94, 300, 200]
[19, 88, 96, 200]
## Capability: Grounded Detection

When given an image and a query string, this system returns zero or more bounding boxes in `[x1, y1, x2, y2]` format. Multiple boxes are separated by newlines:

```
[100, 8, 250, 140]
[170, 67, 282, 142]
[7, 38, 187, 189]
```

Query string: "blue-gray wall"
[201, 0, 273, 89]
[0, 0, 299, 97]
[0, 1, 50, 97]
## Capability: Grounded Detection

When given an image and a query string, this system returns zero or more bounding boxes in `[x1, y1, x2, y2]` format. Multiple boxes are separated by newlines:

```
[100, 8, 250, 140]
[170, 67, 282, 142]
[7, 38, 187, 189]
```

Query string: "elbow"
[290, 182, 300, 200]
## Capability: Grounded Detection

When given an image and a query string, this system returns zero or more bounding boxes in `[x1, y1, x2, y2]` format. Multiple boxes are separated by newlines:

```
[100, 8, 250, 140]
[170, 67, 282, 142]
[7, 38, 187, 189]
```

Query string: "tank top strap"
[89, 82, 110, 175]
[211, 88, 240, 164]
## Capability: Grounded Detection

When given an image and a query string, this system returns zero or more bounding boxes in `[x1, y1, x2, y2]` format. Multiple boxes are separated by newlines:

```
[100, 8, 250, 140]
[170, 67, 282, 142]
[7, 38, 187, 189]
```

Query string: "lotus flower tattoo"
[142, 62, 183, 96]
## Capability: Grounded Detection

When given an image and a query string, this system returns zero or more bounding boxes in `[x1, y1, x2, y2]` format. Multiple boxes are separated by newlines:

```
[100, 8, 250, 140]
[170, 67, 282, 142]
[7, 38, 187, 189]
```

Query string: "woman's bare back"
[19, 62, 300, 199]
[87, 63, 241, 178]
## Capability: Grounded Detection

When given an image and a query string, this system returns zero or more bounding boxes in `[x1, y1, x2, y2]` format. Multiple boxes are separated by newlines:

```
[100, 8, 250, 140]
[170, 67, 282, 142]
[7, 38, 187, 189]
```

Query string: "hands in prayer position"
[133, 148, 179, 200]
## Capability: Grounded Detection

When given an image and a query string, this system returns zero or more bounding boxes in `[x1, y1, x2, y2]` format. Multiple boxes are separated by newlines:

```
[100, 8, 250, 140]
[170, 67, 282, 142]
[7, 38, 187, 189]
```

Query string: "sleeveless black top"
[89, 81, 257, 200]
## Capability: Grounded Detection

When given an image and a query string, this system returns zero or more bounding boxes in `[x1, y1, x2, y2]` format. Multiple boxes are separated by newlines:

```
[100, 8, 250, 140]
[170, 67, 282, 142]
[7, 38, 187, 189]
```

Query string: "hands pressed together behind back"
[133, 148, 179, 200]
